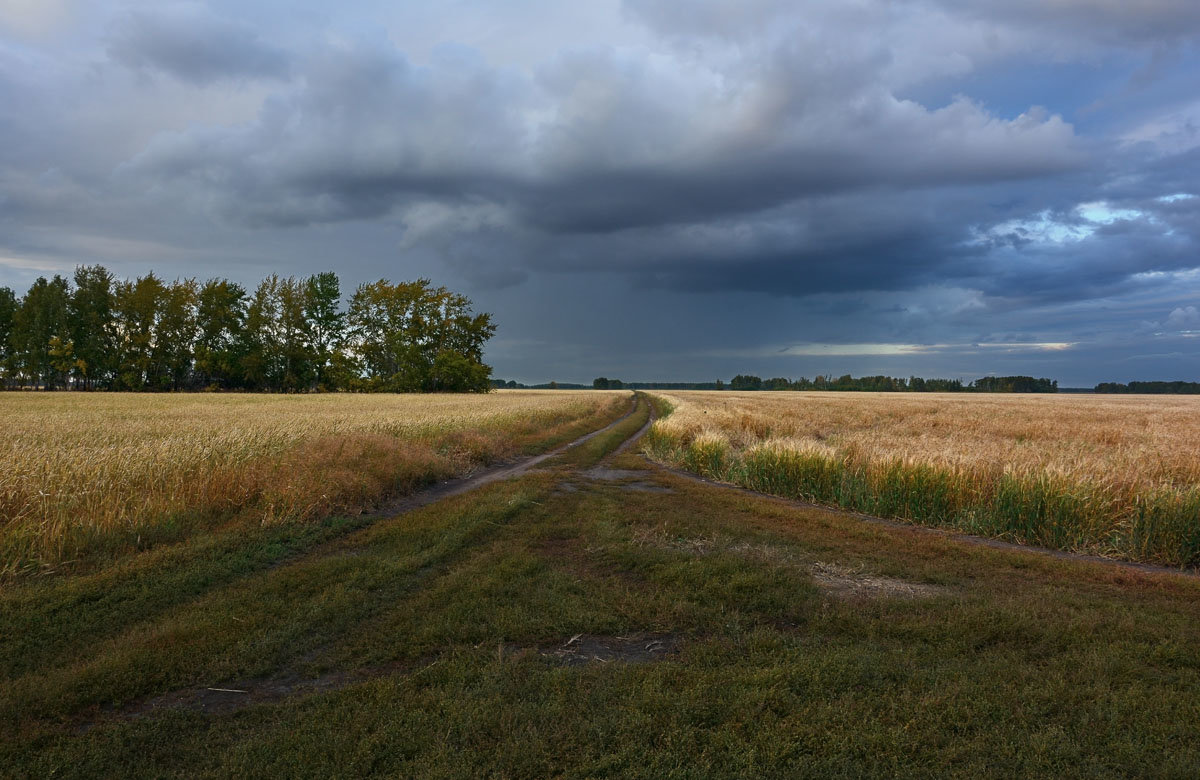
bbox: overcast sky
[2,1,1199,385]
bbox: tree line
[1095,381,1200,394]
[0,266,495,392]
[727,374,1057,392]
[507,374,1058,392]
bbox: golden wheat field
[0,390,626,575]
[645,391,1200,566]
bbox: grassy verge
[4,395,1200,776]
[643,402,1200,568]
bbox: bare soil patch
[580,467,675,493]
[125,669,361,719]
[536,633,682,666]
[582,467,645,480]
[76,661,412,734]
[631,526,945,600]
[808,561,946,600]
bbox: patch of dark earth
[578,467,675,493]
[557,479,672,495]
[516,633,682,666]
[73,659,419,734]
[75,633,680,733]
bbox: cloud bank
[2,0,1199,383]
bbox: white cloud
[0,253,72,273]
[1121,99,1200,155]
[1165,305,1200,330]
[781,343,930,356]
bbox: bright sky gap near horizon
[1,1,1198,386]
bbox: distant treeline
[490,379,726,390]
[0,265,494,392]
[730,374,1058,392]
[1095,381,1200,394]
[492,374,1060,393]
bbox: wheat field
[0,391,626,575]
[645,391,1200,566]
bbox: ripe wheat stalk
[0,391,625,575]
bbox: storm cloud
[2,0,1199,384]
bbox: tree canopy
[0,267,494,392]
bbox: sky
[1,1,1199,385]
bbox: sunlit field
[0,390,627,575]
[645,391,1200,566]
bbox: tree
[423,286,495,391]
[347,278,494,392]
[972,375,1057,393]
[593,377,610,389]
[1,269,493,394]
[69,265,117,389]
[430,348,491,394]
[240,276,283,390]
[194,279,247,389]
[113,273,166,390]
[730,374,763,391]
[304,272,345,390]
[152,279,199,390]
[277,277,313,391]
[346,279,417,390]
[48,335,82,385]
[12,275,72,389]
[0,287,16,386]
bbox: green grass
[5,391,1200,777]
[547,390,652,470]
[645,421,1200,568]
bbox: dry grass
[644,391,1200,566]
[0,391,626,575]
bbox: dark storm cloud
[107,7,291,85]
[119,22,1086,302]
[121,3,1087,239]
